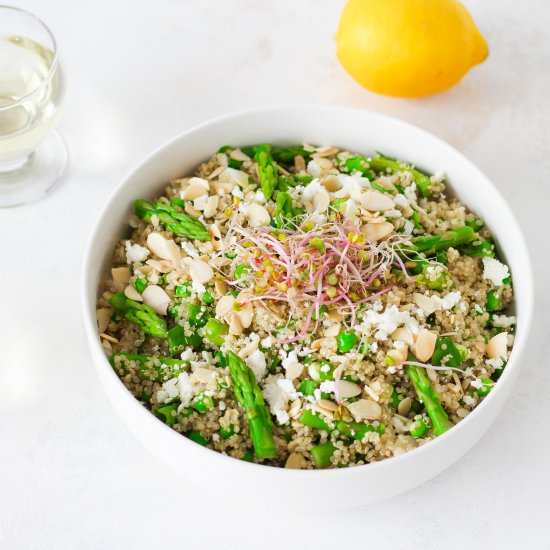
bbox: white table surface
[2,1,549,548]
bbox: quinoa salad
[96,144,515,469]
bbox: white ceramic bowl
[82,106,533,509]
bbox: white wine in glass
[0,6,67,207]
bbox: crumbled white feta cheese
[125,241,149,264]
[246,349,267,381]
[345,199,358,217]
[394,194,409,208]
[180,348,197,362]
[261,336,273,348]
[253,189,266,203]
[319,381,335,394]
[181,241,199,258]
[463,395,476,407]
[156,378,180,404]
[492,314,516,328]
[177,372,194,407]
[333,174,365,202]
[231,186,244,199]
[482,257,510,286]
[403,220,415,235]
[357,305,419,341]
[262,375,298,425]
[301,178,322,202]
[432,291,462,311]
[486,357,504,370]
[191,281,206,295]
[470,378,483,389]
[307,160,322,178]
[404,182,417,203]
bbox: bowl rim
[81,104,535,477]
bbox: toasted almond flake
[214,279,227,297]
[111,266,131,284]
[183,177,209,200]
[216,295,235,319]
[361,190,395,211]
[135,264,153,275]
[146,259,173,273]
[146,233,181,266]
[212,180,234,194]
[364,384,380,402]
[288,398,302,419]
[456,407,469,418]
[387,346,408,364]
[486,332,508,359]
[362,221,394,241]
[397,396,412,416]
[312,188,330,213]
[142,285,170,315]
[184,202,202,217]
[191,368,217,385]
[348,399,382,421]
[209,224,222,251]
[124,284,143,302]
[220,167,249,187]
[287,287,298,299]
[100,333,119,344]
[327,309,344,322]
[235,302,254,329]
[189,259,214,284]
[337,380,362,398]
[228,315,243,335]
[426,367,438,382]
[295,155,306,172]
[310,404,335,419]
[392,326,414,346]
[229,148,250,162]
[317,399,338,412]
[96,308,112,333]
[207,165,225,180]
[321,175,341,192]
[238,339,259,359]
[413,293,438,316]
[246,203,270,227]
[285,452,307,469]
[285,362,304,381]
[375,176,397,192]
[200,195,219,218]
[414,329,438,362]
[323,323,341,338]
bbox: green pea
[201,290,215,305]
[134,277,148,294]
[234,264,251,279]
[188,431,209,446]
[175,282,192,298]
[410,418,429,438]
[220,425,235,439]
[337,330,358,353]
[299,379,317,397]
[476,378,494,397]
[192,394,215,413]
[204,318,229,347]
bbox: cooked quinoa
[96,144,515,469]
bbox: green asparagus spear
[460,239,495,258]
[226,351,276,459]
[409,226,475,255]
[300,410,331,431]
[109,292,168,338]
[335,421,386,439]
[431,337,469,368]
[405,361,451,436]
[110,352,187,381]
[255,144,278,201]
[271,145,312,166]
[134,199,210,241]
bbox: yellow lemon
[336,0,489,97]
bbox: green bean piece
[155,403,179,426]
[255,144,277,200]
[390,388,403,409]
[133,277,148,294]
[486,290,502,312]
[344,156,376,180]
[311,442,337,468]
[185,302,209,328]
[300,410,330,431]
[409,418,429,438]
[108,292,168,339]
[188,431,209,446]
[460,239,495,258]
[204,318,229,347]
[431,337,469,368]
[134,199,210,241]
[336,330,358,353]
[226,351,276,460]
[465,218,484,232]
[192,394,216,413]
[336,421,385,439]
[476,378,494,397]
[201,290,215,305]
[405,362,451,436]
[409,226,475,255]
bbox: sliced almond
[246,203,270,227]
[228,314,243,335]
[183,178,209,200]
[285,362,304,381]
[285,452,307,469]
[96,308,112,333]
[219,167,249,186]
[387,346,408,364]
[189,259,214,284]
[100,333,119,344]
[216,295,235,319]
[337,380,362,398]
[348,399,382,421]
[362,221,394,241]
[147,233,181,265]
[195,195,219,218]
[209,224,222,251]
[212,180,234,195]
[321,175,341,192]
[413,293,439,316]
[238,339,259,359]
[486,332,508,359]
[146,259,173,273]
[361,190,395,211]
[235,302,254,329]
[124,284,143,302]
[142,285,170,315]
[229,148,250,162]
[312,188,330,213]
[111,266,131,284]
[392,326,414,346]
[294,155,306,172]
[397,396,412,416]
[214,279,227,297]
[323,323,341,338]
[414,329,437,362]
[191,367,217,385]
[184,202,202,217]
[317,399,339,413]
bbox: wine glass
[0,5,67,207]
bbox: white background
[1,1,549,548]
